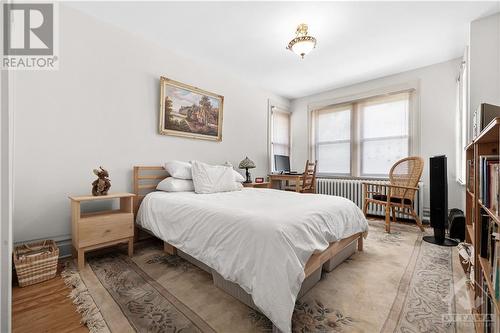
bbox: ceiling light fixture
[286,23,317,59]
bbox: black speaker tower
[423,155,458,246]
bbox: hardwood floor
[12,263,89,333]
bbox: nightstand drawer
[78,212,133,248]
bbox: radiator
[316,178,424,220]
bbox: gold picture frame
[159,76,223,141]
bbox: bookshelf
[465,117,500,332]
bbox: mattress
[137,188,368,333]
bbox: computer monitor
[274,155,290,173]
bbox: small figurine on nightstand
[92,166,111,196]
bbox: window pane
[272,143,289,157]
[317,108,351,142]
[272,111,290,145]
[361,98,408,139]
[361,138,409,175]
[317,142,350,174]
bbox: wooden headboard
[133,166,169,215]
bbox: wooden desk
[268,174,304,192]
[243,182,271,188]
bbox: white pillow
[156,177,195,192]
[233,170,245,182]
[164,160,192,179]
[191,160,242,194]
[223,161,245,182]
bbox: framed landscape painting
[159,77,223,141]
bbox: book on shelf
[493,164,500,215]
[482,213,491,258]
[486,162,500,208]
[480,214,499,266]
[490,233,500,301]
[489,224,498,265]
[479,155,500,211]
[490,231,499,305]
[467,159,474,193]
[484,280,493,333]
[478,216,500,331]
[479,270,497,333]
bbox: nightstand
[243,182,271,188]
[69,192,135,270]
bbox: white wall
[11,5,288,243]
[469,13,500,114]
[290,59,463,212]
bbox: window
[359,95,409,176]
[456,57,467,184]
[270,108,291,171]
[315,106,352,175]
[312,91,413,177]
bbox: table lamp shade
[238,157,256,169]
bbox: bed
[133,166,369,333]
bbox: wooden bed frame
[132,166,364,281]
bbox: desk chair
[362,156,424,233]
[285,160,317,193]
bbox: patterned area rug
[63,221,474,333]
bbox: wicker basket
[14,240,59,287]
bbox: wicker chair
[362,156,424,233]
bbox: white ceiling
[67,1,499,99]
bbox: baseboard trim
[56,239,73,258]
[367,214,430,225]
[14,237,73,259]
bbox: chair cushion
[372,194,412,205]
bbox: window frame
[456,55,467,185]
[311,89,416,178]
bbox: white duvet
[137,188,368,332]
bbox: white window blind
[271,109,290,170]
[359,94,409,176]
[312,91,413,177]
[315,106,351,175]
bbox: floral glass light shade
[286,23,317,59]
[239,157,256,183]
